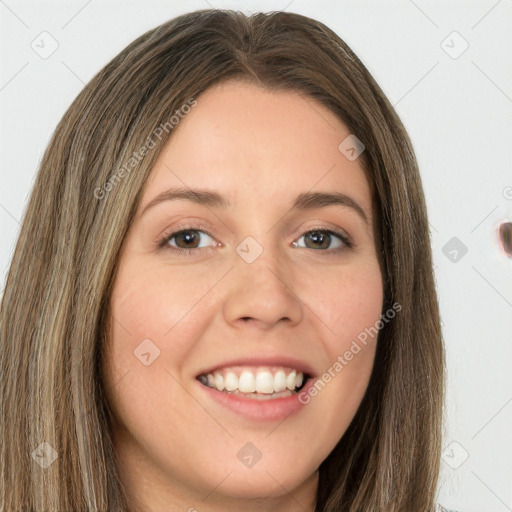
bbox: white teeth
[255,371,275,394]
[273,370,287,392]
[202,368,306,395]
[286,370,297,391]
[224,372,238,392]
[213,373,224,391]
[238,371,256,393]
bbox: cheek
[103,262,227,461]
[296,256,384,345]
[103,256,228,418]
[292,258,383,437]
[109,258,220,352]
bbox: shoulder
[437,506,460,512]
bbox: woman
[0,9,446,512]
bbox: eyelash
[157,224,353,256]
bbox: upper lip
[196,355,317,378]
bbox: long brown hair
[0,9,444,511]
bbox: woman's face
[103,80,384,512]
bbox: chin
[203,460,317,501]
[211,472,307,500]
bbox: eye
[292,229,351,252]
[158,226,352,256]
[158,227,218,254]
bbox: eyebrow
[140,187,368,224]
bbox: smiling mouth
[196,366,310,400]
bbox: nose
[222,246,304,331]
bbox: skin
[102,80,384,512]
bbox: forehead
[141,80,373,221]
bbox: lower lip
[197,378,315,421]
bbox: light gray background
[1,1,511,510]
